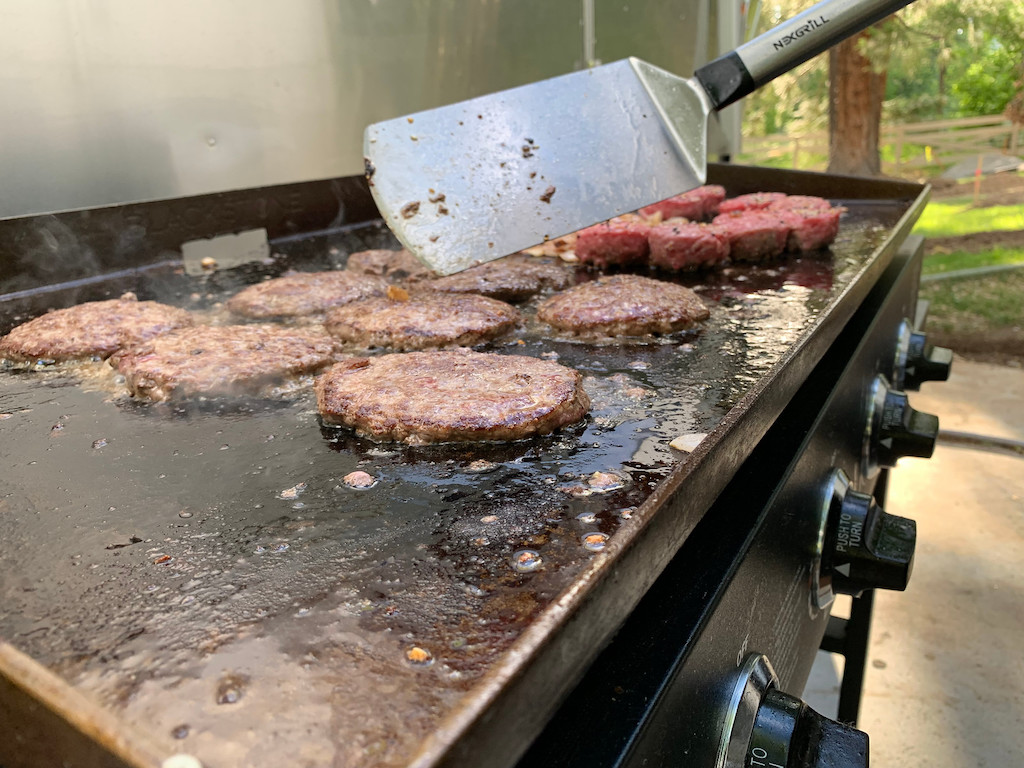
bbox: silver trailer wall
[0,0,742,220]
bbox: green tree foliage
[952,43,1019,117]
[889,0,1024,120]
[742,0,1024,136]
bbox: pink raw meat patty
[712,211,789,261]
[639,184,726,221]
[718,192,789,214]
[575,215,651,267]
[648,221,729,270]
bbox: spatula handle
[695,0,913,110]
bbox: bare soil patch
[927,170,1024,207]
[926,327,1024,368]
[926,228,1024,255]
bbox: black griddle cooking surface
[0,172,923,767]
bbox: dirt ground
[927,169,1024,206]
[911,170,1024,366]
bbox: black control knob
[718,655,869,768]
[893,320,953,391]
[749,688,868,768]
[826,470,915,597]
[863,376,939,477]
[903,331,953,390]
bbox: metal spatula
[365,0,913,275]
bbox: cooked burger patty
[226,271,387,319]
[113,325,341,401]
[345,249,436,283]
[324,293,521,350]
[315,349,591,444]
[0,296,194,362]
[425,255,573,302]
[537,275,709,337]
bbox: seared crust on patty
[324,293,521,350]
[0,296,194,362]
[315,349,591,444]
[226,271,387,319]
[345,249,436,283]
[424,255,574,302]
[113,324,341,401]
[537,275,709,337]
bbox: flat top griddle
[0,167,925,768]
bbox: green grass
[921,271,1024,335]
[913,202,1024,238]
[923,246,1024,275]
[733,151,829,172]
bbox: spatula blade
[364,58,711,275]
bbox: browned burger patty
[537,275,710,337]
[424,255,574,302]
[345,248,436,283]
[315,349,591,444]
[0,296,194,362]
[226,271,387,319]
[324,293,521,350]
[113,324,341,401]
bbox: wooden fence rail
[737,114,1021,174]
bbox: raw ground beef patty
[537,275,709,337]
[648,221,729,270]
[574,214,651,267]
[0,295,194,362]
[717,191,789,214]
[345,249,436,283]
[315,348,591,444]
[766,200,842,251]
[226,271,387,319]
[638,184,726,221]
[425,255,574,302]
[711,211,790,261]
[113,324,341,401]
[324,293,521,350]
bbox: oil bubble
[277,483,307,500]
[215,673,249,705]
[512,549,543,573]
[178,510,193,519]
[587,470,626,492]
[576,511,598,524]
[582,532,609,552]
[171,724,190,739]
[342,470,377,489]
[406,646,434,666]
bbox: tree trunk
[828,30,888,177]
[1004,59,1024,126]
